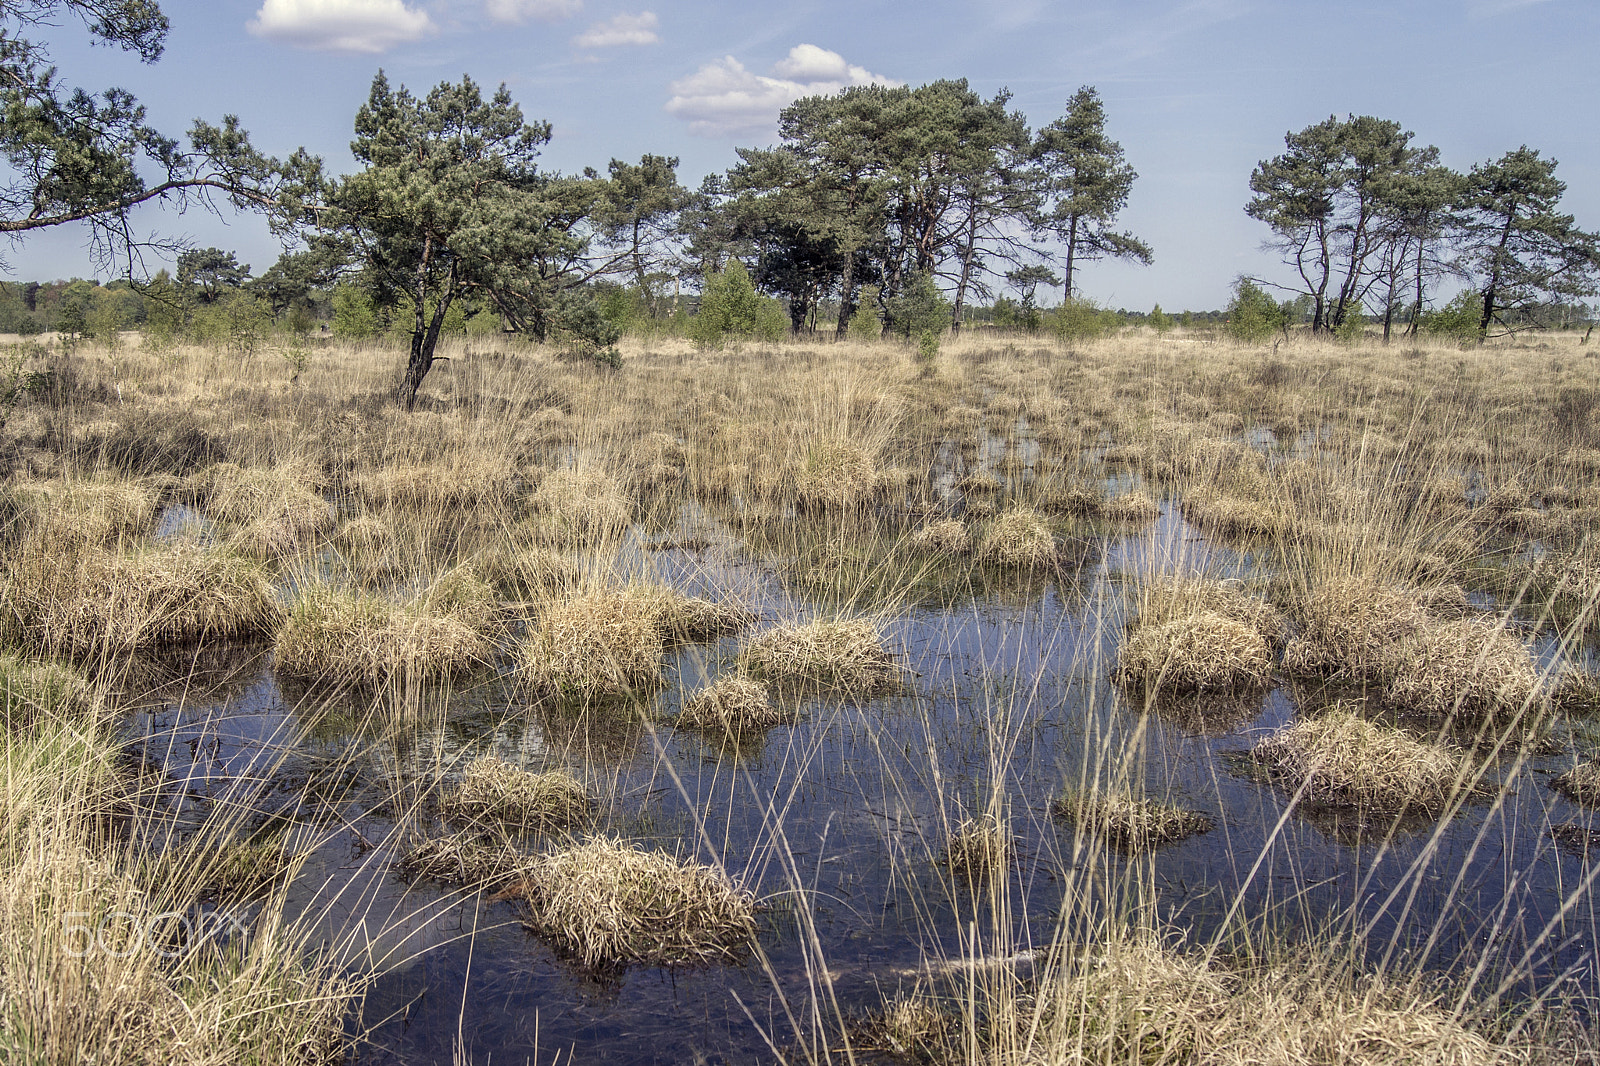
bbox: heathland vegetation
[5,2,1600,1065]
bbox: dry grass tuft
[1113,612,1274,694]
[909,518,972,556]
[1135,578,1289,646]
[1020,933,1513,1066]
[439,755,590,831]
[795,441,878,510]
[1551,759,1600,805]
[7,477,158,546]
[678,675,788,733]
[0,653,99,730]
[1180,489,1287,541]
[1282,577,1437,679]
[633,586,753,644]
[941,815,1013,876]
[505,837,756,968]
[739,619,898,694]
[857,992,952,1060]
[274,586,492,684]
[5,543,280,655]
[978,508,1058,568]
[1549,669,1600,715]
[529,468,631,541]
[398,834,526,887]
[1052,789,1214,849]
[1382,618,1541,722]
[1251,708,1462,812]
[202,462,332,557]
[521,588,665,699]
[1100,490,1161,524]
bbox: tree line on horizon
[2,1,1596,403]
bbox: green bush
[1421,291,1482,344]
[1047,296,1114,341]
[885,274,951,339]
[331,283,379,340]
[690,260,786,348]
[1224,278,1286,343]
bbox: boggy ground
[2,325,1599,1064]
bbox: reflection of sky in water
[128,506,1600,1063]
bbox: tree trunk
[834,255,856,339]
[1062,216,1079,303]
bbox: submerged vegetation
[1,319,1598,1063]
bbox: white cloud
[486,0,582,24]
[666,45,898,137]
[247,0,434,53]
[574,11,658,47]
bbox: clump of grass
[1100,490,1161,524]
[1251,708,1462,812]
[1135,577,1289,646]
[632,586,753,644]
[1549,668,1600,715]
[857,992,952,1060]
[1382,617,1541,722]
[1113,612,1274,694]
[398,834,525,887]
[1180,489,1287,540]
[977,508,1057,568]
[521,588,665,699]
[439,755,590,831]
[274,586,492,684]
[677,675,788,733]
[1052,789,1215,849]
[1019,933,1514,1066]
[941,815,1012,876]
[795,440,878,511]
[529,467,631,541]
[7,477,158,546]
[6,543,280,655]
[479,543,577,599]
[909,518,972,556]
[739,618,898,694]
[505,837,757,968]
[140,833,298,901]
[1282,577,1436,679]
[201,461,332,557]
[0,653,99,730]
[1551,759,1600,804]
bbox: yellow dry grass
[978,508,1058,569]
[1251,708,1463,812]
[273,586,492,684]
[528,467,631,542]
[1135,578,1288,646]
[738,618,898,693]
[909,518,973,556]
[1113,612,1274,694]
[439,755,590,831]
[1383,618,1542,722]
[1551,759,1600,805]
[504,837,756,968]
[0,653,99,730]
[942,815,1013,876]
[1052,789,1215,849]
[6,477,158,546]
[677,675,787,732]
[520,588,665,699]
[1282,577,1437,679]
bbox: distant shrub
[1224,278,1286,343]
[690,260,786,348]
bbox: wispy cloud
[574,11,658,47]
[247,0,434,53]
[666,44,898,137]
[485,0,582,25]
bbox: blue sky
[13,0,1599,311]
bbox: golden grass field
[2,323,1599,1064]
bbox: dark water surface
[128,504,1600,1064]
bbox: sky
[10,0,1599,311]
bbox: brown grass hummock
[941,816,1013,877]
[5,543,280,655]
[1281,577,1435,679]
[677,675,788,733]
[503,837,757,968]
[398,834,526,887]
[977,508,1058,569]
[909,518,972,556]
[637,587,754,644]
[1052,789,1215,850]
[0,653,99,730]
[1552,670,1600,715]
[1113,612,1274,694]
[1381,618,1542,722]
[1134,578,1289,647]
[1551,759,1600,805]
[274,586,493,684]
[439,755,590,831]
[739,618,898,694]
[1251,708,1463,812]
[520,588,666,700]
[528,467,631,542]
